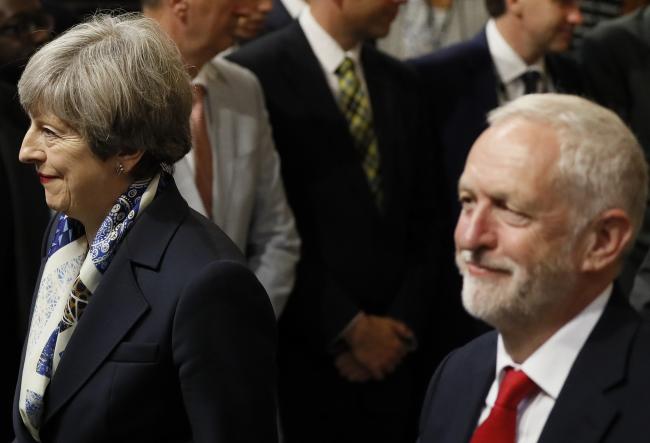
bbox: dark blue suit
[410,29,583,218]
[12,180,278,443]
[418,289,650,443]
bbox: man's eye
[500,208,530,225]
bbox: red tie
[471,368,539,443]
[190,84,213,218]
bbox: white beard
[456,247,576,329]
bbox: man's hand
[342,313,415,380]
[335,352,373,382]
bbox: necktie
[521,70,542,95]
[191,84,213,217]
[470,368,539,443]
[335,57,382,208]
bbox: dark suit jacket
[580,6,650,298]
[228,23,441,436]
[12,180,278,443]
[410,29,583,218]
[418,289,650,443]
[1,80,51,442]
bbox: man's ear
[170,0,189,21]
[117,150,145,176]
[579,209,633,273]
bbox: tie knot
[494,368,539,411]
[336,57,356,77]
[520,70,542,94]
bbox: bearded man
[418,93,650,443]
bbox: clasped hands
[335,312,415,383]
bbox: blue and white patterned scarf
[19,173,165,441]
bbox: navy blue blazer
[410,29,583,218]
[418,289,650,443]
[12,180,278,443]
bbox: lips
[38,173,58,184]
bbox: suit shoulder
[444,330,497,368]
[170,209,248,268]
[228,27,289,69]
[209,56,261,88]
[410,37,487,75]
[585,7,645,45]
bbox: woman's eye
[42,127,57,138]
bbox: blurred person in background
[0,0,53,440]
[378,0,489,59]
[142,0,300,318]
[580,2,650,313]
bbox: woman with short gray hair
[12,13,278,443]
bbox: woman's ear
[579,209,633,273]
[117,150,145,176]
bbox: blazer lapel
[361,45,398,214]
[204,63,235,227]
[460,335,497,442]
[470,30,499,116]
[538,291,640,443]
[42,182,188,424]
[280,23,347,128]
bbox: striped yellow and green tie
[335,57,382,208]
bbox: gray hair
[488,93,648,247]
[18,13,192,178]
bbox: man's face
[454,118,580,329]
[340,0,406,40]
[233,0,272,41]
[518,0,582,54]
[0,0,52,80]
[185,0,241,57]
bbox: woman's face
[19,111,120,224]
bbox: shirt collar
[299,6,362,76]
[282,0,307,19]
[495,284,612,400]
[486,19,545,85]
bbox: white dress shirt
[485,19,552,103]
[476,285,612,443]
[299,7,372,107]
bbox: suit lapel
[361,45,398,214]
[470,30,499,116]
[280,23,347,129]
[538,291,640,443]
[204,63,235,227]
[42,182,188,424]
[460,334,498,442]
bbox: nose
[454,202,497,252]
[567,4,583,26]
[19,123,46,165]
